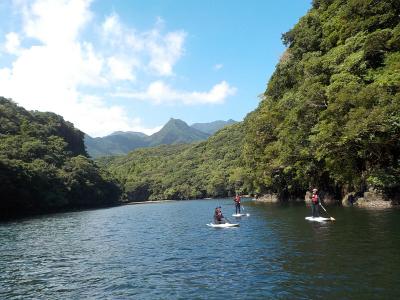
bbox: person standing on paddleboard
[234,194,241,214]
[311,188,320,217]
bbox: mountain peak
[85,118,236,157]
[163,118,190,129]
[149,118,209,146]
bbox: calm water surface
[1,199,400,299]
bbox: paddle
[239,205,250,216]
[319,203,335,221]
[223,215,233,224]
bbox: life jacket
[312,194,319,204]
[235,196,241,204]
[215,209,222,220]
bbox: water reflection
[1,199,399,299]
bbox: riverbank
[124,196,255,205]
[125,200,176,205]
[252,192,396,209]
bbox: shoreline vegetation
[254,192,396,209]
[102,0,399,209]
[122,193,397,210]
[2,0,399,219]
[125,200,176,205]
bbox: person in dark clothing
[234,194,241,214]
[348,194,354,206]
[311,188,320,217]
[214,207,224,224]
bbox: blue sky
[0,0,311,137]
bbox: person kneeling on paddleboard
[311,188,320,218]
[214,207,225,224]
[234,194,241,214]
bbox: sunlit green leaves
[243,0,400,199]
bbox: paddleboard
[232,213,250,217]
[305,216,332,222]
[207,223,239,228]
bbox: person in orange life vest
[214,207,224,224]
[234,194,241,214]
[311,188,320,217]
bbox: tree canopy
[6,0,398,207]
[100,123,248,201]
[243,0,400,200]
[0,97,122,218]
[104,0,400,203]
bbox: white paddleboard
[232,213,250,217]
[207,223,239,228]
[305,216,332,222]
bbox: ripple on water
[1,199,400,299]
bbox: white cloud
[102,13,122,36]
[214,63,223,70]
[4,32,21,54]
[101,14,185,77]
[107,56,137,81]
[0,0,234,137]
[22,0,92,45]
[62,95,162,137]
[147,30,186,76]
[0,0,131,137]
[115,80,237,105]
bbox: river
[1,198,399,299]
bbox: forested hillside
[99,123,247,201]
[85,132,149,158]
[243,0,400,201]
[103,0,399,203]
[0,98,122,218]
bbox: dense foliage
[0,98,122,218]
[102,0,399,203]
[81,0,400,204]
[243,0,400,200]
[99,123,247,201]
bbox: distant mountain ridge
[85,118,236,158]
[191,119,236,135]
[109,131,147,137]
[85,132,149,158]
